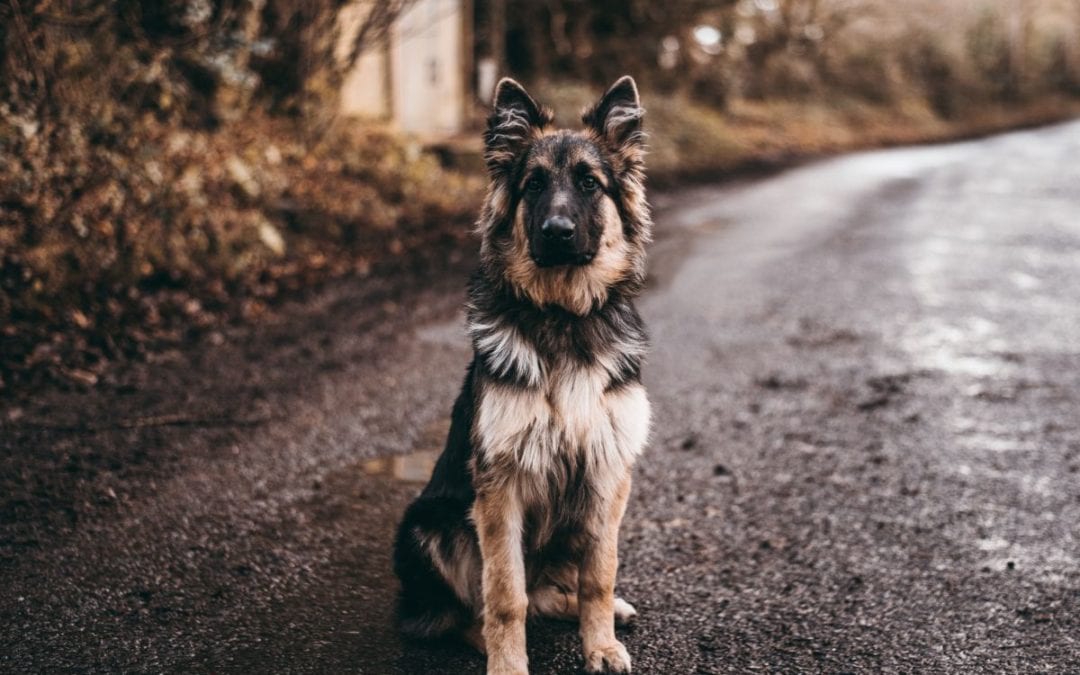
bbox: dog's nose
[541,216,575,240]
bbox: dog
[393,75,652,675]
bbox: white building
[338,0,472,137]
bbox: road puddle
[360,417,448,483]
[361,450,438,483]
[957,433,1036,453]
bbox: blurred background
[2,0,1079,392]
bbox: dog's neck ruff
[466,281,647,392]
[467,282,652,481]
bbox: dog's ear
[582,76,645,167]
[484,78,552,176]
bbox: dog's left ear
[583,76,645,163]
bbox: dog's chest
[475,360,650,482]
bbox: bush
[0,105,483,392]
[902,35,961,118]
[826,48,895,104]
[967,8,1021,101]
[756,51,823,101]
[1038,34,1080,96]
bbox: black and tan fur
[393,76,652,675]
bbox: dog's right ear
[484,78,552,176]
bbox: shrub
[966,8,1021,101]
[902,35,961,118]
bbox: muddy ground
[2,121,1079,673]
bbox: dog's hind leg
[529,584,578,621]
[530,587,638,625]
[529,565,637,625]
[462,620,487,654]
[612,597,637,626]
[393,496,480,641]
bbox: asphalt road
[3,120,1080,674]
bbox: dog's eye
[580,175,599,192]
[525,177,544,193]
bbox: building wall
[340,51,390,120]
[338,0,465,136]
[337,2,389,120]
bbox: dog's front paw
[487,649,528,675]
[584,641,631,673]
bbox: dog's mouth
[528,226,597,268]
[530,250,596,268]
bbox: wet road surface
[3,120,1080,673]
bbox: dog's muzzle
[532,216,594,267]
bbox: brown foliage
[0,0,481,393]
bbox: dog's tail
[397,604,470,641]
[394,550,474,642]
[393,498,476,642]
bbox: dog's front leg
[579,470,633,673]
[474,487,529,675]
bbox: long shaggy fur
[394,75,652,674]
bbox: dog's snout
[541,216,575,240]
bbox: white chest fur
[475,362,651,482]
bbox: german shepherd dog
[394,75,651,674]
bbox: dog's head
[477,76,651,315]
